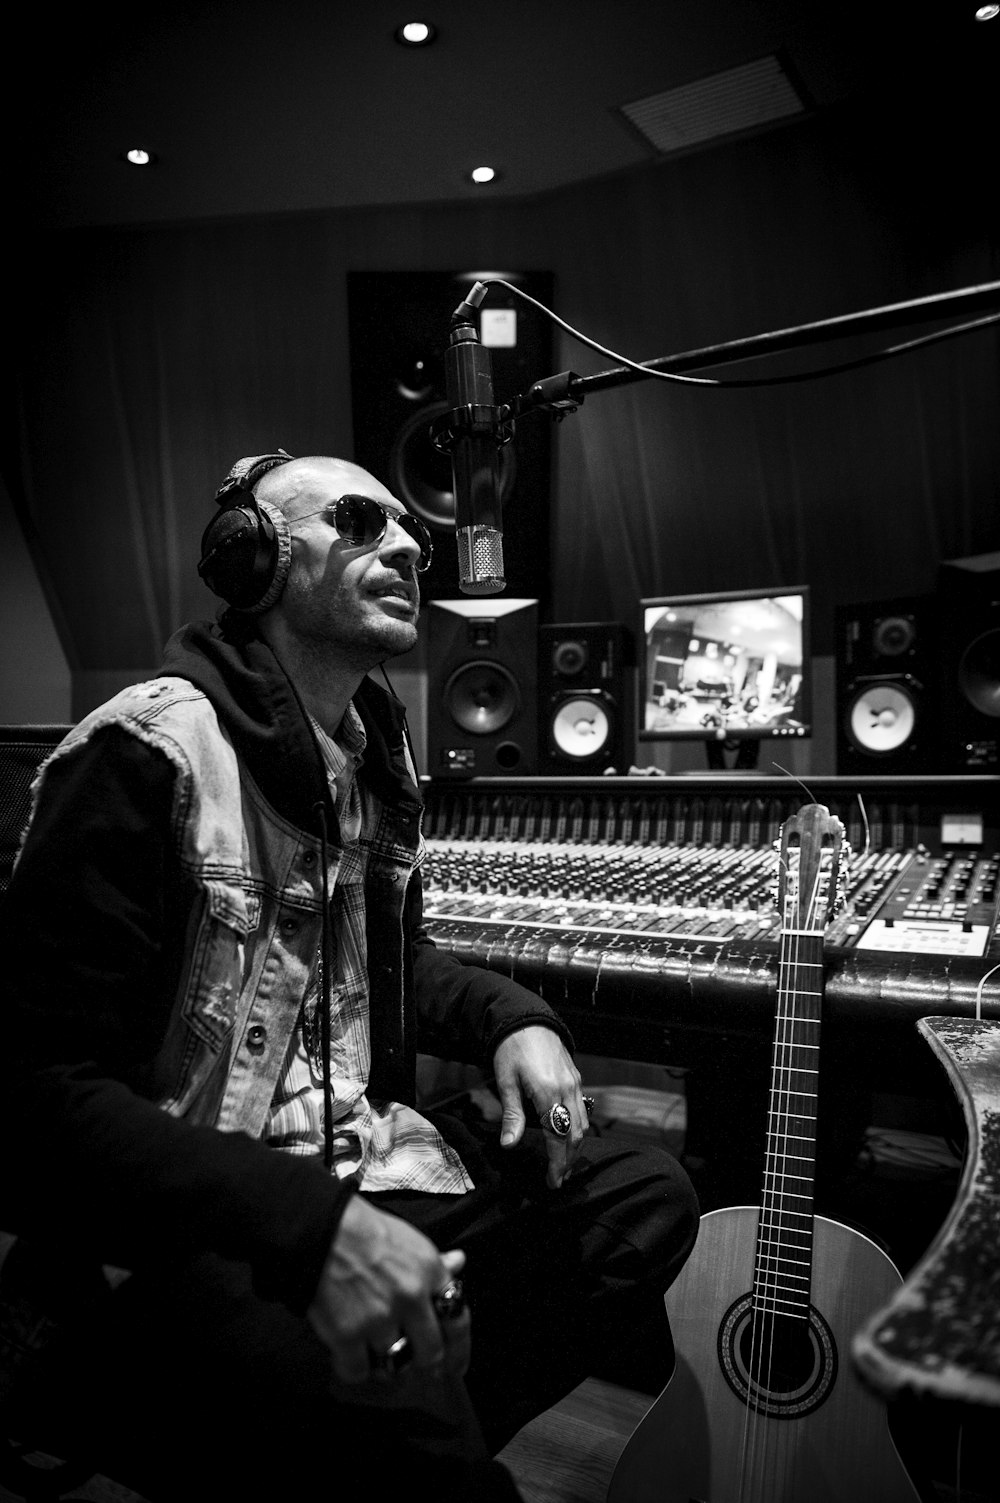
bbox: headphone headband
[214,449,297,504]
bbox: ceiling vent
[616,54,808,158]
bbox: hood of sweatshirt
[157,613,419,837]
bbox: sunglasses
[292,495,433,572]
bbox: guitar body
[608,1207,922,1503]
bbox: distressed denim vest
[40,675,423,1137]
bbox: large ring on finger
[432,1279,466,1321]
[372,1335,410,1375]
[543,1102,572,1137]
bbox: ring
[432,1279,466,1321]
[583,1095,595,1117]
[371,1334,410,1375]
[543,1103,572,1137]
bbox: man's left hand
[492,1026,588,1189]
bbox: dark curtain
[5,90,997,703]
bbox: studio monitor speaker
[938,552,1000,772]
[834,595,941,773]
[347,270,554,609]
[0,724,72,894]
[538,623,635,774]
[427,599,538,778]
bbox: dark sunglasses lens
[334,495,381,545]
[399,514,433,572]
[334,495,432,571]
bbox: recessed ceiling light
[395,21,437,45]
[123,148,156,166]
[975,3,998,18]
[469,166,497,184]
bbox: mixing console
[421,777,1000,959]
[417,775,1000,1066]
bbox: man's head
[252,455,429,671]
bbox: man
[0,452,698,1500]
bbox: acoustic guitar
[608,802,921,1503]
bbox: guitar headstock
[775,803,850,934]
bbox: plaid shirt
[264,705,472,1194]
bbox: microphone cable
[469,277,1000,391]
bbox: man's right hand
[306,1193,469,1384]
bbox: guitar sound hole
[718,1294,838,1418]
[739,1312,817,1393]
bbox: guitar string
[765,850,815,1500]
[762,840,822,1501]
[741,836,802,1499]
[746,845,797,1500]
[974,959,1000,1023]
[741,822,830,1502]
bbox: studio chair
[0,726,72,899]
[0,1237,119,1503]
[0,723,105,1502]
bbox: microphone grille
[458,525,505,595]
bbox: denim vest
[42,674,422,1138]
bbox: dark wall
[4,78,997,720]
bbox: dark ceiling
[13,0,997,233]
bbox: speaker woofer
[443,661,521,736]
[846,680,918,754]
[388,399,517,532]
[958,628,1000,718]
[551,693,613,760]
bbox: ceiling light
[975,4,999,18]
[123,148,156,166]
[395,21,437,45]
[469,166,497,184]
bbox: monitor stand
[705,738,760,772]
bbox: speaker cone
[846,680,918,754]
[444,661,521,735]
[388,400,516,532]
[551,694,612,760]
[958,628,1000,718]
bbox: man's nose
[381,515,421,566]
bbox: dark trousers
[6,1120,698,1502]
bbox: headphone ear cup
[198,496,291,612]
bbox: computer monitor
[638,585,811,768]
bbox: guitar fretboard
[754,929,824,1317]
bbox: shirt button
[280,917,298,935]
[302,851,317,867]
[246,1024,267,1052]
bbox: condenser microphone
[444,298,506,595]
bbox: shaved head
[255,456,397,523]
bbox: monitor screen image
[639,586,811,745]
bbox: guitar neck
[754,928,824,1319]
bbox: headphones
[197,450,296,612]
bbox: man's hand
[306,1194,469,1384]
[493,1026,588,1189]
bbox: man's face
[266,458,423,667]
